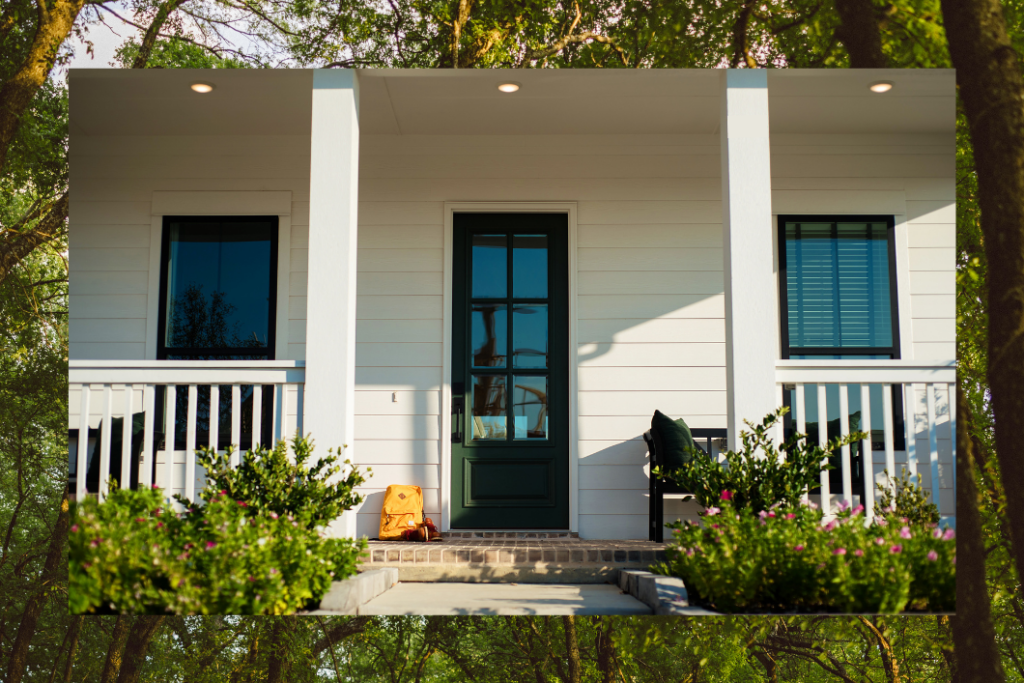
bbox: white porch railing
[69,360,306,503]
[775,360,956,522]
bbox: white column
[305,69,360,537]
[720,69,777,449]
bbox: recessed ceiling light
[191,82,214,93]
[869,81,893,93]
[498,82,520,93]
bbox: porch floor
[359,537,667,583]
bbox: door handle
[452,395,465,443]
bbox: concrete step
[360,539,666,583]
[358,582,653,615]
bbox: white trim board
[441,202,580,533]
[145,191,293,360]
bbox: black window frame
[156,215,279,360]
[777,214,901,360]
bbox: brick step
[359,540,667,583]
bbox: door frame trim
[441,202,579,532]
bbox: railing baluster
[277,383,288,447]
[904,383,918,485]
[817,383,830,514]
[231,384,241,467]
[882,383,895,497]
[948,382,957,497]
[99,385,113,502]
[185,384,198,503]
[838,383,852,506]
[141,384,155,488]
[296,382,304,437]
[795,383,808,504]
[209,384,219,455]
[252,385,263,450]
[164,385,176,501]
[76,384,91,500]
[121,384,133,490]
[926,383,940,507]
[860,383,874,521]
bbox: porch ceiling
[69,68,954,138]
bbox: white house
[68,68,957,540]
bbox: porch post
[720,69,777,450]
[306,69,360,537]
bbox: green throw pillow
[651,410,696,473]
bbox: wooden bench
[643,428,727,543]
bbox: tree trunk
[595,618,616,683]
[0,0,86,174]
[266,618,293,683]
[62,616,83,683]
[132,0,190,68]
[116,616,165,683]
[942,0,1024,597]
[5,490,70,683]
[561,617,581,683]
[950,390,1006,683]
[100,615,132,683]
[833,0,888,67]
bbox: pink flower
[899,526,912,539]
[852,504,864,515]
[705,507,721,517]
[837,500,850,512]
[875,518,888,527]
[205,541,216,550]
[711,524,720,529]
[154,508,162,516]
[269,512,279,520]
[135,517,145,523]
[759,510,768,520]
[834,548,847,556]
[794,545,805,552]
[237,501,248,508]
[889,544,903,554]
[90,538,101,548]
[927,551,938,561]
[720,490,733,501]
[220,490,228,495]
[786,513,796,520]
[854,549,864,557]
[152,483,159,489]
[767,511,776,518]
[249,576,256,582]
[875,537,885,545]
[943,529,956,541]
[156,522,164,529]
[70,525,79,533]
[933,528,943,539]
[268,567,278,575]
[824,520,837,532]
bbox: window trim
[156,215,280,360]
[777,214,901,360]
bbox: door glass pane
[513,234,547,298]
[470,375,507,441]
[471,304,507,368]
[165,220,274,352]
[513,376,548,440]
[472,234,507,298]
[513,304,547,369]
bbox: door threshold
[445,530,579,540]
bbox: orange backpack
[378,485,424,540]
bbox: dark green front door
[451,213,569,529]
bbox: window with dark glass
[157,216,278,451]
[778,215,905,496]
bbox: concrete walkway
[357,582,654,615]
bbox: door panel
[451,213,569,529]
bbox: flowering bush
[192,434,369,530]
[873,467,941,526]
[654,408,863,513]
[663,497,955,613]
[69,485,365,614]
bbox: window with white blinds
[779,217,899,358]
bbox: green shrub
[654,408,864,513]
[190,434,369,530]
[663,500,955,614]
[873,467,941,526]
[69,485,365,614]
